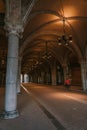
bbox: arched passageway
[0,0,87,119]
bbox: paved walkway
[0,84,86,130]
[0,87,62,130]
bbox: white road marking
[63,94,87,105]
[21,84,31,95]
[21,84,87,105]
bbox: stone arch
[20,31,83,63]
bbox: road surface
[22,83,87,130]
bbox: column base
[0,110,19,119]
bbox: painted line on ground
[21,84,65,130]
[63,94,87,105]
[21,84,31,95]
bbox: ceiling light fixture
[58,18,72,46]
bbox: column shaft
[51,62,57,86]
[4,33,19,118]
[17,57,22,94]
[80,61,87,91]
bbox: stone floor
[0,84,86,130]
[0,87,60,130]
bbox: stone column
[41,72,44,84]
[17,57,22,94]
[0,2,23,118]
[24,73,29,83]
[51,62,57,86]
[80,61,87,91]
[86,61,87,89]
[34,71,38,83]
[62,64,68,84]
[85,47,87,91]
[2,29,20,119]
[21,74,23,82]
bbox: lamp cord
[63,18,66,35]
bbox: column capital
[5,21,24,37]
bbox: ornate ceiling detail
[0,0,87,73]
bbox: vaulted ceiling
[0,0,87,73]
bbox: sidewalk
[0,84,86,130]
[0,87,59,130]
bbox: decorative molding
[4,21,24,37]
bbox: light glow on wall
[0,0,5,13]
